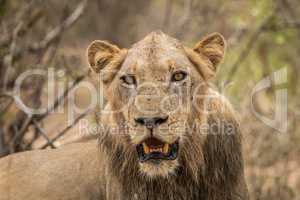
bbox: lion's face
[87,31,225,177]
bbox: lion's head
[87,31,226,178]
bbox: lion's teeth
[163,144,169,154]
[143,143,150,154]
[148,148,163,153]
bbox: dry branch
[30,0,88,51]
[226,13,275,82]
[10,115,33,150]
[0,0,89,156]
[35,73,88,122]
[40,109,90,149]
[173,0,193,37]
[162,0,173,30]
[0,128,8,157]
[32,120,56,149]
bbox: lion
[0,31,249,200]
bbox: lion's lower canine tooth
[163,144,169,154]
[143,143,150,154]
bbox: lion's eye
[171,71,187,82]
[120,75,136,86]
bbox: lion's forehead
[122,31,192,79]
[131,30,181,51]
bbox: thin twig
[162,0,173,31]
[32,119,56,148]
[1,0,32,45]
[226,13,275,82]
[35,73,87,122]
[173,0,193,37]
[40,109,90,149]
[0,97,13,115]
[30,0,88,51]
[11,115,33,148]
[0,128,8,157]
[0,0,89,155]
[2,21,24,90]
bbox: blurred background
[0,0,299,199]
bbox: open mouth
[136,137,179,162]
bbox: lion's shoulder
[0,141,106,200]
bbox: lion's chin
[139,159,179,178]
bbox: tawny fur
[0,31,249,200]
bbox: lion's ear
[87,40,121,73]
[184,33,226,80]
[193,33,226,70]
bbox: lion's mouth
[136,137,179,162]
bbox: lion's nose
[135,116,168,129]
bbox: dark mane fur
[98,102,248,200]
